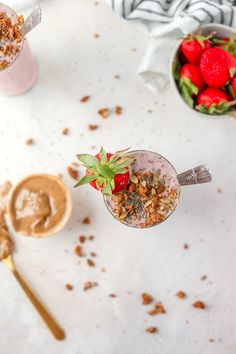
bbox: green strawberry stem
[74,147,134,195]
[196,100,236,115]
[182,32,214,46]
[213,36,236,57]
[179,77,198,108]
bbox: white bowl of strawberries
[170,24,236,118]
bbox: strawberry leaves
[179,77,198,108]
[75,147,133,195]
[77,154,98,167]
[196,100,236,115]
[213,36,236,57]
[74,174,97,188]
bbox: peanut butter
[0,211,12,260]
[8,174,71,237]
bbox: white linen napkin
[106,0,236,91]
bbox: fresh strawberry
[200,47,236,88]
[213,36,236,56]
[196,87,235,114]
[75,147,133,195]
[229,74,236,98]
[180,34,211,64]
[179,64,205,108]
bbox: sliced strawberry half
[196,87,235,115]
[75,147,133,195]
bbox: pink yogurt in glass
[0,3,38,96]
[104,150,180,228]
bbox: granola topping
[0,11,24,70]
[106,170,179,228]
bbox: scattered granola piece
[183,243,189,249]
[67,166,79,180]
[101,267,106,272]
[82,216,91,224]
[147,308,159,316]
[142,293,153,305]
[146,326,158,334]
[192,300,205,309]
[80,95,90,103]
[79,235,86,244]
[94,33,100,38]
[75,245,83,257]
[88,124,99,131]
[217,187,222,194]
[176,291,186,299]
[87,259,95,267]
[109,294,117,298]
[26,138,34,145]
[114,75,120,79]
[90,252,97,257]
[88,235,94,241]
[200,275,207,281]
[148,303,166,316]
[62,128,69,135]
[115,106,122,115]
[98,108,110,118]
[209,339,215,342]
[65,284,73,291]
[84,281,98,291]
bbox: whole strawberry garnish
[75,147,133,195]
[213,36,236,57]
[180,34,211,64]
[200,47,236,88]
[179,64,205,107]
[196,87,235,114]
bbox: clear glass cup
[104,150,212,228]
[0,3,38,96]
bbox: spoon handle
[21,5,42,36]
[3,255,65,341]
[177,165,212,186]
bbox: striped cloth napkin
[106,0,236,91]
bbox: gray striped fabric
[108,0,236,27]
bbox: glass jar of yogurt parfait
[75,148,212,229]
[104,150,212,228]
[0,3,40,95]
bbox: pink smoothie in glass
[0,4,38,96]
[104,150,180,228]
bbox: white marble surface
[0,1,236,353]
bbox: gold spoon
[0,213,65,341]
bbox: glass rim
[103,149,181,229]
